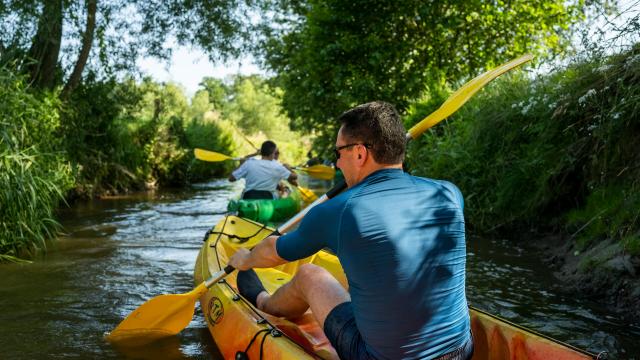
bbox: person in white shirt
[229,140,298,199]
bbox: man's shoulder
[241,157,258,166]
[313,189,352,215]
[363,172,463,204]
[245,158,276,168]
[256,159,284,167]
[410,176,464,208]
[411,174,459,190]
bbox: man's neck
[353,163,402,184]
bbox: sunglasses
[334,143,371,159]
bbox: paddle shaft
[293,165,336,180]
[233,126,259,151]
[204,265,237,287]
[194,148,260,162]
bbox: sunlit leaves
[261,0,604,147]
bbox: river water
[0,179,638,359]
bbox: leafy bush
[567,185,640,250]
[184,109,236,181]
[62,78,238,195]
[60,76,148,196]
[405,43,640,242]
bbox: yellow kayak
[194,215,597,360]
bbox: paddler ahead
[228,140,298,200]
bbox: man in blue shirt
[229,102,473,359]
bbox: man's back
[338,169,470,359]
[231,158,291,195]
[277,168,470,359]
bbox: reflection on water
[0,178,637,359]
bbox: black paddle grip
[326,180,347,199]
[224,265,235,274]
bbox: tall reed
[0,68,73,261]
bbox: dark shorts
[323,302,378,360]
[323,302,474,360]
[242,190,274,200]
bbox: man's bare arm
[287,172,299,186]
[228,236,288,270]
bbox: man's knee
[293,264,336,291]
[296,263,329,281]
[294,264,343,295]
[294,264,350,327]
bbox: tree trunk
[62,0,97,98]
[25,0,63,89]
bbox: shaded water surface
[467,237,640,359]
[0,179,638,359]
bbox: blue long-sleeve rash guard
[276,169,471,360]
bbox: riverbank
[535,234,640,322]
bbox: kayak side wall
[470,308,595,360]
[194,238,316,359]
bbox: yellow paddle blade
[407,54,533,139]
[297,186,318,203]
[295,165,336,180]
[193,148,235,162]
[107,283,208,341]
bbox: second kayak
[227,187,302,223]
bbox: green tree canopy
[225,75,291,139]
[199,77,232,111]
[260,0,611,144]
[194,74,310,164]
[0,0,258,95]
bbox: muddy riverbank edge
[532,234,640,322]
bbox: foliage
[130,81,191,187]
[197,75,311,166]
[61,76,144,196]
[567,186,640,251]
[60,76,158,195]
[0,0,259,93]
[62,77,238,196]
[199,77,231,111]
[405,43,640,246]
[184,91,236,181]
[260,0,610,148]
[0,67,73,261]
[225,76,291,138]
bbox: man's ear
[358,154,362,159]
